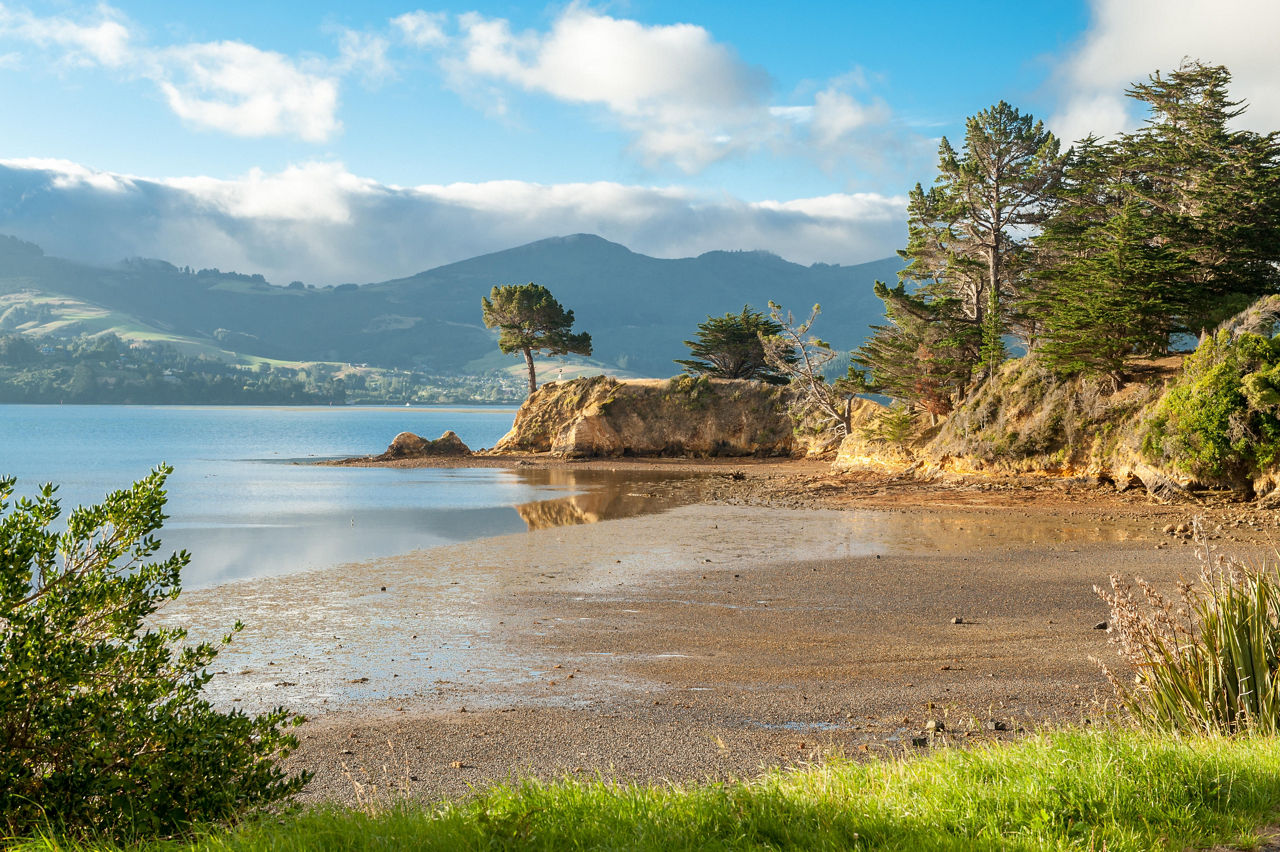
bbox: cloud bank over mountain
[0,159,906,285]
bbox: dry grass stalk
[1095,518,1280,734]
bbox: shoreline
[162,460,1280,805]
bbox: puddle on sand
[509,468,698,529]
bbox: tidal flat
[156,460,1270,806]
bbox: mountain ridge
[0,232,902,377]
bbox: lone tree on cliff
[482,283,592,394]
[675,305,795,384]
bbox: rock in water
[378,430,472,460]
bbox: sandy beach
[163,460,1280,805]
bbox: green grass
[12,729,1280,851]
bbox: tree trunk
[523,347,537,395]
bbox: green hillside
[0,233,900,378]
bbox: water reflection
[511,468,693,530]
[175,466,698,589]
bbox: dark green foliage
[674,305,793,384]
[0,468,309,839]
[1033,63,1280,378]
[1122,63,1280,331]
[852,281,980,417]
[1143,331,1280,483]
[482,283,592,394]
[860,403,917,446]
[1035,199,1188,379]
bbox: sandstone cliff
[491,375,793,458]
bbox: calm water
[0,405,683,588]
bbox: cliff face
[491,375,794,458]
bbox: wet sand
[162,460,1280,805]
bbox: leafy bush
[1096,522,1280,734]
[0,467,309,839]
[1142,330,1280,482]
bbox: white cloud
[334,28,394,85]
[1051,0,1280,141]
[392,10,448,48]
[156,42,340,141]
[0,3,342,142]
[0,3,132,67]
[0,159,907,285]
[434,6,773,171]
[809,87,890,150]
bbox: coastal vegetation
[835,61,1280,499]
[0,469,308,840]
[675,305,794,384]
[856,61,1279,401]
[481,283,593,394]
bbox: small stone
[925,719,945,732]
[951,616,965,625]
[1162,523,1176,534]
[1094,621,1108,630]
[984,719,1008,731]
[381,586,387,592]
[450,760,465,769]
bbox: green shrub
[1096,523,1280,734]
[1142,331,1280,480]
[0,467,310,839]
[860,403,916,445]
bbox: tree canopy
[857,60,1280,412]
[675,305,794,384]
[481,283,592,394]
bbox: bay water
[0,405,673,588]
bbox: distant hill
[0,233,901,377]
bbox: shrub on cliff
[0,467,309,839]
[1142,331,1280,484]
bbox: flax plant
[1096,519,1280,733]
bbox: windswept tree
[674,305,795,384]
[903,101,1065,374]
[1031,61,1280,377]
[481,283,592,394]
[760,302,857,437]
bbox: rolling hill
[0,233,902,378]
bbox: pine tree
[674,305,793,384]
[481,283,592,394]
[1120,62,1280,331]
[1036,200,1187,379]
[852,281,981,418]
[1031,62,1280,376]
[903,102,1064,363]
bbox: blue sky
[0,0,1275,283]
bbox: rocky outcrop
[377,430,471,460]
[491,375,793,458]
